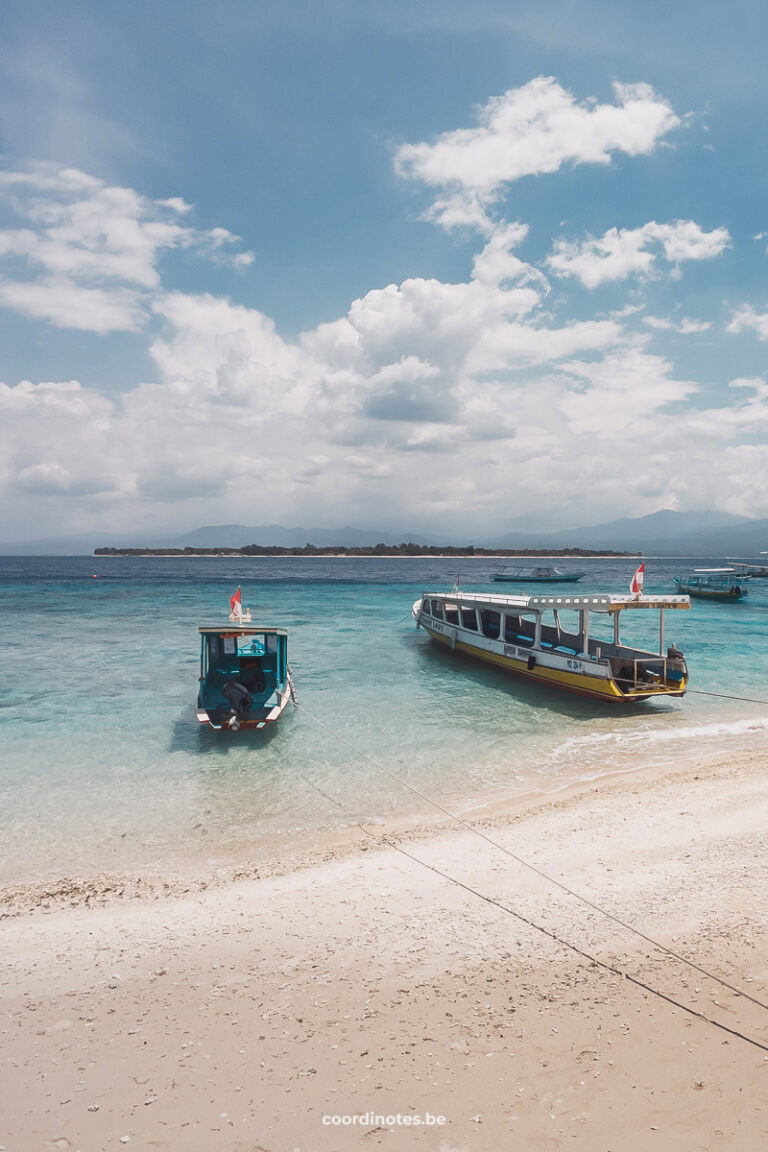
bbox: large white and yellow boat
[412,590,690,703]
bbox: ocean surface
[1,554,767,887]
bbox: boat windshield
[236,634,267,655]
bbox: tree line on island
[94,543,637,557]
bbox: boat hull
[492,574,585,583]
[674,581,746,600]
[196,681,293,730]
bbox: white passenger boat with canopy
[412,589,690,703]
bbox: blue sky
[1,0,767,540]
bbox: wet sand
[2,749,768,1150]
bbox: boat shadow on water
[168,707,289,756]
[412,633,683,721]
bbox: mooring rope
[294,702,768,1016]
[688,688,768,706]
[299,767,768,1055]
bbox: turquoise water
[1,555,767,886]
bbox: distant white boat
[729,561,768,576]
[492,564,586,583]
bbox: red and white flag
[230,586,242,619]
[630,563,645,597]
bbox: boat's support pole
[614,610,621,648]
[659,609,665,656]
[581,609,590,658]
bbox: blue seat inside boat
[204,656,278,710]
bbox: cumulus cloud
[547,220,730,287]
[728,305,768,340]
[396,78,680,232]
[0,276,145,332]
[0,162,254,331]
[644,315,711,334]
[0,263,708,537]
[1,234,761,536]
[0,96,764,539]
[0,379,119,508]
[681,378,768,441]
[470,221,550,292]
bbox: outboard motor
[221,680,253,730]
[666,644,686,685]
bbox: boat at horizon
[674,569,749,601]
[726,560,768,578]
[492,564,586,583]
[413,588,689,703]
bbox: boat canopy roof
[199,624,288,636]
[425,591,689,613]
[692,567,744,574]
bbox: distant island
[94,543,638,558]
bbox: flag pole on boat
[229,585,252,622]
[630,561,645,599]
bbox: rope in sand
[294,703,768,1011]
[298,764,768,1056]
[293,703,768,1052]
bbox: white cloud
[470,221,550,292]
[547,220,730,287]
[0,163,255,331]
[159,197,194,215]
[685,377,768,435]
[3,245,763,537]
[396,78,680,231]
[0,276,144,332]
[0,379,119,508]
[728,306,768,340]
[644,315,711,334]
[557,349,697,436]
[0,119,765,538]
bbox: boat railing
[612,655,680,692]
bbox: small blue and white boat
[196,589,294,731]
[674,569,749,601]
[492,564,586,584]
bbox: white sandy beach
[2,747,768,1151]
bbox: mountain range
[1,510,766,556]
[487,509,767,554]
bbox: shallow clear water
[1,554,767,885]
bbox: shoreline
[91,551,644,559]
[3,741,765,919]
[2,744,767,1149]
